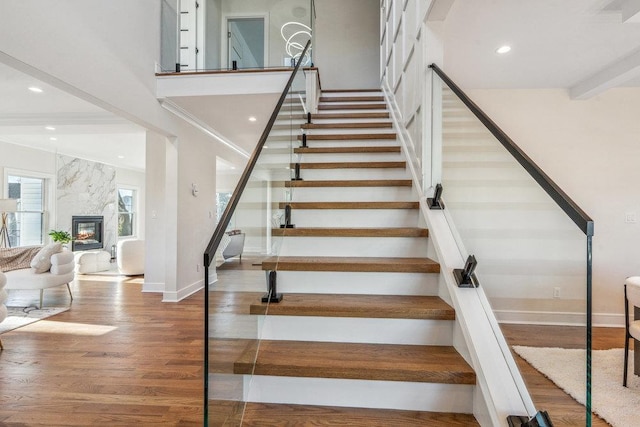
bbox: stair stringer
[382,81,537,427]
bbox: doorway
[227,17,265,69]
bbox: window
[118,188,136,238]
[7,175,46,247]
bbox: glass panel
[118,188,135,237]
[7,175,45,247]
[161,0,315,72]
[206,64,308,425]
[432,72,589,423]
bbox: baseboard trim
[162,279,203,302]
[142,281,164,293]
[495,309,624,328]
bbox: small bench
[74,250,111,274]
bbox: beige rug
[513,346,640,427]
[0,306,70,334]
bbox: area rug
[0,306,70,334]
[513,346,640,427]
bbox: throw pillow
[30,242,62,274]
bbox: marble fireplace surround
[56,155,117,253]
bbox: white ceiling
[443,0,640,93]
[3,0,640,172]
[0,62,146,171]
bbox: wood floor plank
[259,403,477,426]
[271,227,428,237]
[285,179,412,187]
[249,293,453,319]
[235,340,475,384]
[261,256,440,273]
[278,201,419,209]
[242,402,478,426]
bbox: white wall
[315,0,380,90]
[0,1,236,300]
[468,88,640,322]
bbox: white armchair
[117,239,145,275]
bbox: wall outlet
[625,212,637,223]
[553,287,561,299]
[196,263,200,272]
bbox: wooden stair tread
[272,227,428,237]
[294,146,400,154]
[298,133,396,140]
[319,104,387,110]
[250,294,452,319]
[285,179,412,187]
[261,256,440,273]
[278,201,418,209]
[291,161,406,169]
[235,340,474,384]
[301,122,392,129]
[240,402,479,426]
[320,96,385,102]
[311,112,390,119]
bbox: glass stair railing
[429,63,593,426]
[203,40,310,426]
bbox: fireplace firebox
[71,216,104,251]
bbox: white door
[227,18,265,69]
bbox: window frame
[117,185,138,239]
[4,168,55,247]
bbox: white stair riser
[290,186,415,202]
[244,376,474,413]
[289,209,419,227]
[303,128,395,135]
[279,236,429,257]
[300,168,411,180]
[294,152,404,163]
[275,271,439,295]
[312,118,391,125]
[260,316,454,345]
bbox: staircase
[234,90,479,425]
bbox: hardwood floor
[0,275,203,426]
[0,269,625,426]
[502,324,624,427]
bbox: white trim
[162,279,203,302]
[4,167,56,245]
[222,13,270,69]
[142,281,165,293]
[496,310,625,328]
[160,99,250,158]
[116,184,139,240]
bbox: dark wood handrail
[429,63,594,237]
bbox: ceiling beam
[426,0,455,22]
[622,0,640,23]
[569,47,640,99]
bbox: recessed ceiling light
[45,126,55,131]
[248,116,257,122]
[28,86,43,93]
[496,45,511,54]
[49,137,57,141]
[117,155,125,159]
